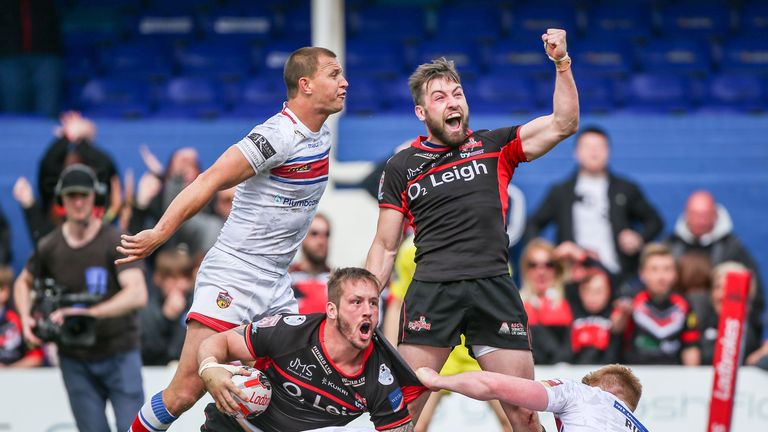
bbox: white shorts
[187,246,298,332]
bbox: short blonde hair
[639,242,673,269]
[712,261,757,300]
[519,238,565,303]
[582,364,643,411]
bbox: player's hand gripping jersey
[218,107,331,269]
[543,379,649,432]
[378,127,526,282]
[205,314,425,432]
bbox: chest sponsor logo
[341,376,366,387]
[288,163,311,173]
[321,377,350,397]
[388,388,404,412]
[256,315,282,328]
[407,160,489,201]
[282,381,361,416]
[354,392,368,410]
[459,137,483,152]
[407,315,432,332]
[378,364,394,385]
[307,139,322,148]
[414,152,440,160]
[498,321,527,336]
[273,194,320,207]
[216,291,233,309]
[311,345,333,375]
[247,133,277,160]
[283,315,307,326]
[460,149,485,159]
[288,357,316,379]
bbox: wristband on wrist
[549,53,571,72]
[198,357,243,377]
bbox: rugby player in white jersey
[416,364,649,432]
[116,47,348,432]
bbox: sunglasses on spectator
[527,261,555,269]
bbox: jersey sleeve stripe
[379,203,407,214]
[187,312,239,332]
[375,415,412,431]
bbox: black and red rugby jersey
[241,313,425,432]
[378,127,526,282]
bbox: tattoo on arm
[385,422,414,432]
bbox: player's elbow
[554,112,579,139]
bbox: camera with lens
[31,277,103,347]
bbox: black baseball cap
[58,164,98,195]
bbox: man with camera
[14,164,148,432]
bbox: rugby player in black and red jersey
[197,267,425,432]
[366,29,579,432]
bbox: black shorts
[201,403,254,432]
[398,275,531,352]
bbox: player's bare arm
[416,368,549,412]
[116,145,255,265]
[197,325,255,415]
[384,422,415,432]
[519,28,579,161]
[365,208,406,291]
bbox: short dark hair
[575,125,610,147]
[284,47,338,99]
[0,265,14,289]
[408,57,461,106]
[327,267,380,307]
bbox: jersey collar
[319,319,374,379]
[410,130,474,152]
[281,104,324,139]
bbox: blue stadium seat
[344,78,382,115]
[657,3,731,38]
[472,74,537,114]
[624,72,692,113]
[155,77,222,118]
[639,38,712,75]
[415,40,483,79]
[508,6,576,39]
[200,9,273,41]
[227,76,285,118]
[699,73,765,113]
[570,37,636,77]
[79,78,151,119]
[347,5,427,42]
[382,77,415,113]
[346,40,406,80]
[177,40,254,81]
[488,38,550,78]
[739,3,768,37]
[536,75,617,114]
[133,11,195,45]
[103,42,173,81]
[720,37,768,74]
[257,41,312,76]
[434,4,503,40]
[583,5,652,40]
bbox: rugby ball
[232,367,272,418]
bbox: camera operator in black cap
[13,164,148,432]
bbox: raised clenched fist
[542,28,568,61]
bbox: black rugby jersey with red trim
[378,127,526,282]
[242,313,425,432]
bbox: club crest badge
[216,291,233,309]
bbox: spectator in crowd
[288,213,331,314]
[525,125,663,284]
[619,243,700,366]
[568,271,622,364]
[0,0,62,117]
[13,111,121,241]
[0,265,44,368]
[676,252,713,321]
[519,238,573,365]
[383,234,512,432]
[698,262,761,366]
[666,190,765,340]
[140,247,195,366]
[0,205,11,264]
[129,146,221,258]
[13,165,147,432]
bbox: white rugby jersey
[215,106,331,270]
[543,379,649,432]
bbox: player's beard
[424,110,468,148]
[335,314,369,351]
